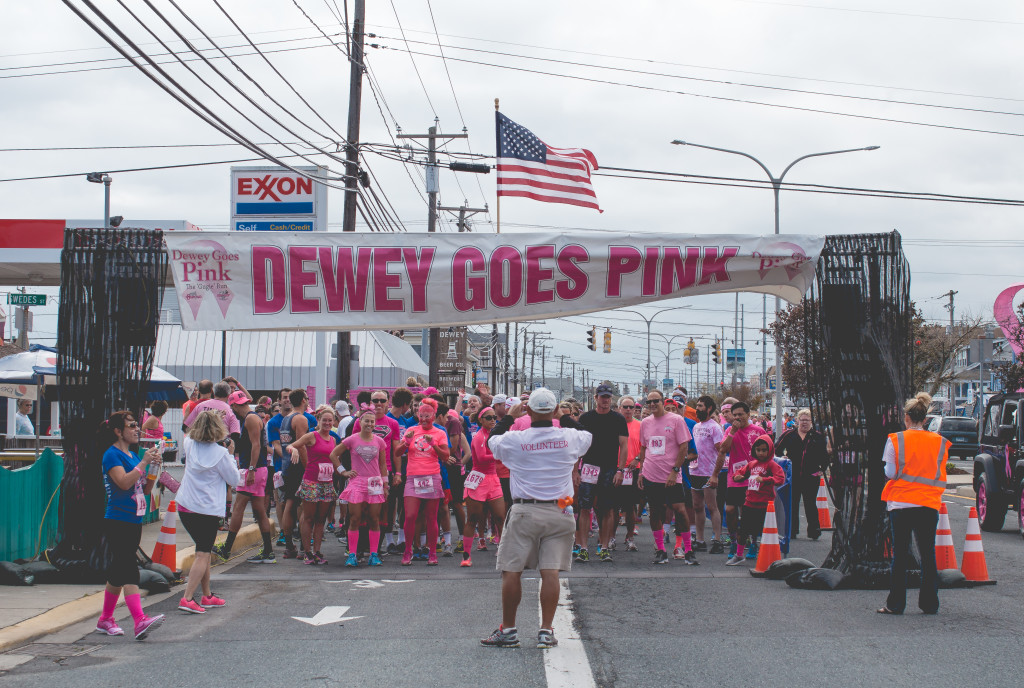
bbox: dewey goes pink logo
[754,242,813,280]
[172,239,240,319]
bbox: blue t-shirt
[267,413,284,445]
[391,411,416,431]
[102,446,146,524]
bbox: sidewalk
[0,479,274,652]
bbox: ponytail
[903,392,932,424]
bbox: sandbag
[762,558,816,580]
[144,561,176,584]
[137,567,171,593]
[0,561,35,586]
[21,560,63,584]
[785,567,848,590]
[937,569,968,589]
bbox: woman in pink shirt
[337,406,388,567]
[396,398,449,566]
[459,408,505,567]
[288,411,341,565]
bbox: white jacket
[176,437,241,517]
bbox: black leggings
[180,511,221,552]
[739,505,768,545]
[104,518,142,587]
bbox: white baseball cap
[492,394,508,407]
[527,388,558,413]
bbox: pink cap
[227,390,251,405]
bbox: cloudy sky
[2,1,1022,391]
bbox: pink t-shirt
[405,425,448,476]
[470,427,496,475]
[303,431,336,482]
[691,419,725,477]
[639,413,692,483]
[511,416,560,431]
[342,433,386,480]
[372,415,401,471]
[185,399,241,435]
[724,423,763,488]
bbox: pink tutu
[464,472,504,503]
[340,475,387,505]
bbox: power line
[388,0,437,117]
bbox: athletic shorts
[577,468,617,512]
[464,472,504,503]
[496,503,576,572]
[689,475,711,490]
[236,466,269,495]
[104,518,142,588]
[447,465,465,503]
[641,479,692,510]
[726,486,747,508]
[281,462,304,501]
[179,510,220,552]
[617,483,642,509]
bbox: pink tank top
[303,432,336,482]
[470,428,496,475]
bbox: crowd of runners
[95,373,828,638]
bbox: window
[941,418,977,433]
[982,402,1002,440]
[1000,401,1018,427]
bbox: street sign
[437,372,464,395]
[768,377,777,390]
[7,293,46,306]
[438,327,467,371]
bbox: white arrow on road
[292,606,363,626]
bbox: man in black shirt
[574,383,628,563]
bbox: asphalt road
[2,490,1022,687]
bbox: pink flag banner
[163,232,825,332]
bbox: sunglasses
[372,399,388,404]
[572,411,581,416]
[644,399,662,405]
[125,422,139,428]
[620,405,635,410]
[481,415,496,421]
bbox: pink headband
[478,406,494,418]
[359,403,374,413]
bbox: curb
[957,486,976,498]
[0,522,275,653]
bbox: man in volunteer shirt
[690,395,726,554]
[638,390,698,565]
[482,388,592,650]
[711,401,762,558]
[574,383,628,563]
[617,396,642,552]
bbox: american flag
[495,112,601,212]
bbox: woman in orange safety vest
[878,392,949,615]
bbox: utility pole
[437,201,488,232]
[943,289,958,414]
[570,361,577,398]
[557,355,568,400]
[336,0,366,402]
[512,322,519,395]
[530,332,537,390]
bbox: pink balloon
[993,283,1024,358]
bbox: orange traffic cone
[961,506,996,585]
[753,500,783,573]
[815,477,834,531]
[150,499,178,571]
[935,503,958,571]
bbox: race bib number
[273,471,284,489]
[134,491,147,517]
[621,468,634,486]
[367,476,384,496]
[317,463,334,482]
[648,436,666,456]
[580,464,600,484]
[238,468,249,483]
[413,476,434,495]
[464,470,485,491]
[748,476,760,491]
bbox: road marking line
[540,579,596,688]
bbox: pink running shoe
[200,594,226,608]
[460,557,472,567]
[477,538,488,551]
[134,613,165,640]
[95,617,125,636]
[178,598,206,614]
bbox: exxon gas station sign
[230,165,328,232]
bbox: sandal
[876,606,902,615]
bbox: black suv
[973,392,1024,534]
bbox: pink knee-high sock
[124,593,145,623]
[736,544,745,557]
[681,532,692,553]
[403,515,417,556]
[349,529,360,555]
[368,529,380,554]
[653,529,665,551]
[101,589,120,620]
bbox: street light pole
[615,306,692,384]
[671,140,878,437]
[86,172,112,227]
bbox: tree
[993,303,1024,393]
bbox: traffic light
[587,327,597,351]
[603,328,612,354]
[712,341,721,364]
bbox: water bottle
[563,505,574,517]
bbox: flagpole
[494,98,500,234]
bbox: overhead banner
[163,232,825,331]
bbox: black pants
[792,475,821,538]
[739,504,767,544]
[886,506,939,614]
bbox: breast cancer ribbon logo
[753,242,813,280]
[177,239,237,319]
[993,283,1024,358]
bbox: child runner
[726,434,785,565]
[288,410,341,565]
[460,407,506,567]
[336,405,389,567]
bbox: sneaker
[460,557,472,567]
[480,626,520,648]
[728,540,738,558]
[401,553,413,566]
[133,614,165,641]
[95,617,125,635]
[178,598,206,614]
[725,554,745,566]
[694,540,708,553]
[325,523,335,533]
[625,539,638,552]
[709,539,725,555]
[386,543,398,556]
[345,552,358,567]
[720,533,732,545]
[427,556,439,566]
[282,547,299,560]
[673,546,685,560]
[572,544,581,557]
[442,543,454,558]
[653,549,669,565]
[454,539,465,554]
[574,547,589,563]
[261,550,277,564]
[608,537,616,551]
[477,538,488,551]
[368,552,382,566]
[537,629,558,649]
[200,594,226,608]
[414,547,428,561]
[745,544,758,560]
[314,551,327,565]
[276,533,286,546]
[246,550,268,564]
[211,544,230,562]
[598,548,613,563]
[684,550,699,566]
[303,552,316,565]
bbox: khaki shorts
[496,502,576,572]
